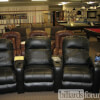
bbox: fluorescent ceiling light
[87,1,95,4]
[61,2,68,5]
[58,4,62,6]
[58,2,69,5]
[70,0,82,1]
[32,0,47,1]
[0,0,8,2]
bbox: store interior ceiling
[0,0,100,7]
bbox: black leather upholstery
[62,82,93,91]
[23,36,55,92]
[24,65,53,82]
[0,51,14,67]
[63,36,89,50]
[0,39,16,93]
[0,36,100,94]
[25,50,51,65]
[63,65,93,82]
[25,37,50,49]
[0,68,16,84]
[15,60,24,93]
[25,37,51,66]
[63,36,89,65]
[62,36,100,92]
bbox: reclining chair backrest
[63,36,89,65]
[55,30,73,49]
[12,27,26,41]
[0,39,14,67]
[25,36,51,66]
[2,32,21,51]
[29,30,48,37]
[51,25,64,40]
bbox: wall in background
[63,5,100,22]
[0,6,51,25]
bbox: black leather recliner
[17,36,61,92]
[0,39,16,93]
[62,36,100,93]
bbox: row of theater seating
[0,36,100,94]
[2,30,49,56]
[2,28,73,56]
[5,26,65,41]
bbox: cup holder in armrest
[52,56,61,64]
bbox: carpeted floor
[0,92,100,100]
[0,37,100,100]
[0,92,58,100]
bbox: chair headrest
[56,30,73,36]
[30,30,47,37]
[0,39,13,51]
[26,36,51,49]
[3,32,20,38]
[63,36,89,50]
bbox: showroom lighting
[0,0,8,2]
[89,6,94,9]
[61,2,68,5]
[87,1,95,4]
[32,0,47,1]
[58,4,62,6]
[89,6,97,9]
[58,2,69,5]
[81,6,86,9]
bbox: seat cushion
[24,82,53,91]
[63,65,93,83]
[0,67,16,85]
[62,81,93,91]
[24,65,54,82]
[0,83,16,93]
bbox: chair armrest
[51,40,55,50]
[20,43,25,56]
[93,63,100,93]
[16,49,21,56]
[15,60,24,93]
[52,57,63,92]
[53,48,59,56]
[88,57,94,69]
